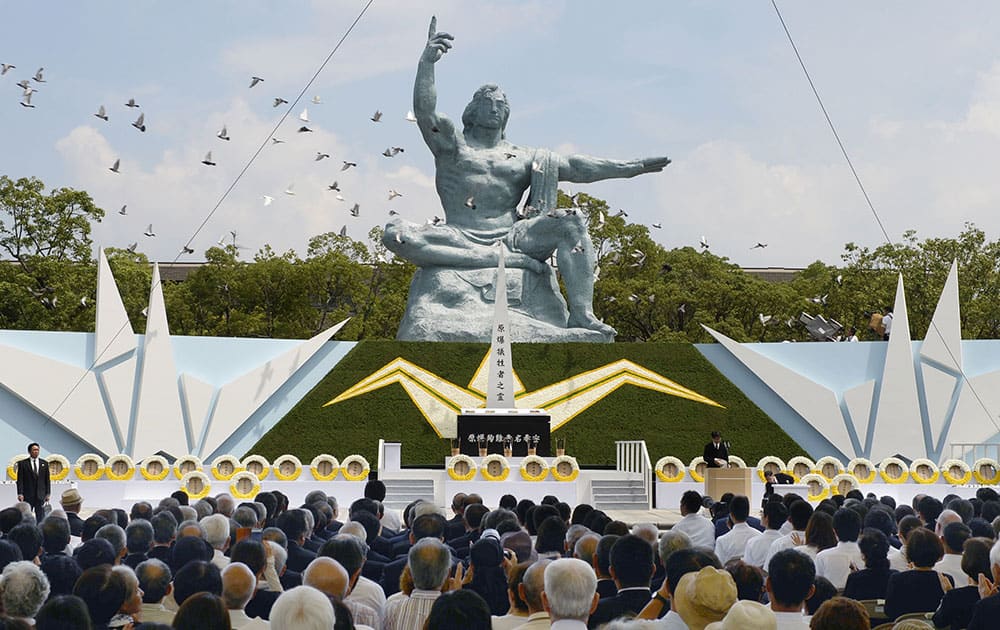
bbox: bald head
[222,562,256,610]
[573,534,599,566]
[339,521,367,542]
[303,556,350,600]
[936,509,962,536]
[520,559,550,613]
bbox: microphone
[724,441,731,451]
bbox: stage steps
[382,478,436,511]
[591,478,649,511]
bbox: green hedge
[247,341,802,467]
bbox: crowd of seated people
[0,482,998,629]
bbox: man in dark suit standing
[16,442,50,523]
[703,431,729,468]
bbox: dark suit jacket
[844,567,897,601]
[279,569,302,591]
[16,458,50,504]
[444,516,465,542]
[588,587,652,628]
[933,585,979,630]
[286,541,317,573]
[967,591,1000,630]
[326,520,344,534]
[380,555,409,597]
[245,589,280,620]
[884,569,951,620]
[123,552,147,569]
[147,545,171,563]
[67,512,85,537]
[596,579,617,600]
[714,516,764,538]
[703,442,729,468]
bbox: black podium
[457,409,551,457]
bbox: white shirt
[743,529,783,568]
[714,522,761,564]
[888,545,908,572]
[883,313,893,334]
[814,541,863,590]
[671,513,716,550]
[348,575,387,617]
[935,553,970,587]
[550,620,588,630]
[793,544,817,560]
[779,520,794,535]
[492,613,531,630]
[766,530,805,569]
[228,609,270,629]
[212,548,231,570]
[513,611,552,629]
[383,589,441,630]
[658,610,689,629]
[770,608,810,630]
[381,508,402,533]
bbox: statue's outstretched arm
[555,153,671,183]
[414,17,458,155]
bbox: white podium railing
[616,440,651,508]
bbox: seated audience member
[638,548,722,624]
[230,539,280,620]
[804,576,836,617]
[304,556,378,628]
[589,534,655,627]
[1,561,50,624]
[767,500,813,565]
[74,564,128,628]
[794,511,836,560]
[725,559,765,605]
[34,594,92,630]
[542,558,600,628]
[74,537,116,571]
[173,592,232,630]
[383,538,454,630]
[744,501,787,569]
[807,596,869,630]
[704,599,776,629]
[536,515,569,559]
[934,521,972,586]
[173,559,223,608]
[136,558,175,625]
[147,511,176,563]
[766,549,814,629]
[467,535,510,617]
[444,493,467,542]
[95,524,127,565]
[884,527,951,620]
[593,535,621,599]
[270,585,336,630]
[814,508,863,590]
[60,489,86,537]
[123,519,153,569]
[490,560,532,630]
[844,527,897,600]
[320,534,386,617]
[933,536,991,630]
[426,589,492,630]
[8,523,42,564]
[276,510,316,573]
[222,562,269,629]
[714,495,761,564]
[672,566,738,630]
[202,513,232,570]
[672,491,716,551]
[379,512,447,597]
[917,496,944,530]
[40,553,81,598]
[39,516,71,559]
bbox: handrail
[615,440,652,509]
[376,438,385,477]
[948,442,1000,464]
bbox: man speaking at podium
[703,431,729,468]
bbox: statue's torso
[435,142,533,234]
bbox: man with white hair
[203,513,232,569]
[1,561,50,623]
[542,558,599,629]
[223,562,270,629]
[303,556,377,629]
[95,523,127,565]
[270,585,336,630]
[216,493,236,518]
[383,538,455,630]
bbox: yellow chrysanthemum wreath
[655,456,687,483]
[480,454,510,481]
[180,471,211,500]
[941,459,972,485]
[140,455,170,481]
[814,456,844,482]
[272,455,303,481]
[846,457,877,484]
[173,455,203,480]
[46,454,70,481]
[105,454,136,481]
[909,458,940,484]
[878,457,909,484]
[727,455,748,469]
[310,455,340,481]
[6,454,27,481]
[447,454,477,481]
[798,473,831,502]
[520,455,549,482]
[973,458,1000,485]
[74,454,106,481]
[229,471,261,500]
[688,457,707,483]
[210,455,244,481]
[241,455,271,480]
[831,473,860,496]
[786,456,816,482]
[551,455,580,482]
[756,456,786,483]
[340,455,370,481]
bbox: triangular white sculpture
[485,245,515,409]
[94,248,136,366]
[920,260,962,371]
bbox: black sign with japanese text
[457,413,551,457]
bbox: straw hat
[672,567,737,630]
[705,600,777,630]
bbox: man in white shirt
[203,514,232,570]
[882,307,893,340]
[671,491,716,551]
[714,496,760,564]
[744,502,788,569]
[541,558,598,630]
[222,562,270,629]
[766,549,814,629]
[814,508,863,590]
[935,521,972,586]
[767,500,813,569]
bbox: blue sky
[3,1,1000,268]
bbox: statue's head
[462,84,509,138]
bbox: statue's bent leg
[383,219,509,269]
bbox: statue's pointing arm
[555,152,671,183]
[414,17,458,155]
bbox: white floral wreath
[846,457,877,484]
[105,454,136,481]
[814,456,844,482]
[520,455,549,482]
[756,456,786,483]
[655,456,687,482]
[941,458,972,485]
[480,454,510,481]
[180,471,211,500]
[551,455,580,482]
[909,458,940,484]
[46,454,70,481]
[173,455,203,480]
[75,453,106,481]
[310,454,340,481]
[229,471,262,500]
[688,457,707,483]
[241,455,271,480]
[831,473,860,496]
[798,473,831,502]
[272,454,303,481]
[448,454,477,481]
[973,458,1000,485]
[210,455,244,481]
[878,457,910,484]
[786,456,816,482]
[6,454,28,481]
[140,455,170,481]
[340,455,370,481]
[727,455,748,469]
